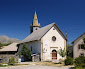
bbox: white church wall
[42,25,66,61]
[26,41,41,54]
[18,41,41,55]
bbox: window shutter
[78,44,81,49]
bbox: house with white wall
[18,12,67,61]
[72,33,85,59]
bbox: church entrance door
[52,50,57,59]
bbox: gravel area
[0,65,73,69]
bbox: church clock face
[52,36,56,41]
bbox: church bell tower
[30,11,41,33]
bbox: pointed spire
[34,11,37,20]
[32,11,40,27]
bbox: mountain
[0,36,21,44]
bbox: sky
[0,0,85,44]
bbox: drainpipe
[38,39,43,62]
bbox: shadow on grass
[69,67,74,69]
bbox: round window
[52,36,56,41]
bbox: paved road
[0,65,73,69]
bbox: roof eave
[54,23,68,41]
[19,39,40,45]
[71,32,85,44]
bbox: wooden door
[52,50,57,59]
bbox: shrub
[64,56,73,65]
[81,64,85,68]
[73,66,85,69]
[8,57,16,65]
[58,48,66,57]
[75,56,85,68]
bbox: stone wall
[0,54,18,63]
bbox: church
[18,12,67,62]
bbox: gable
[41,24,67,41]
[42,25,66,42]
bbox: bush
[58,48,66,57]
[64,56,73,65]
[75,56,85,68]
[81,64,85,68]
[73,66,85,69]
[8,57,16,65]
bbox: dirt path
[0,65,73,69]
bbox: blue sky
[0,0,85,44]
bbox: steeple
[32,11,40,27]
[30,11,41,33]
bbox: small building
[18,12,67,62]
[31,54,40,62]
[72,33,85,59]
[0,43,18,63]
